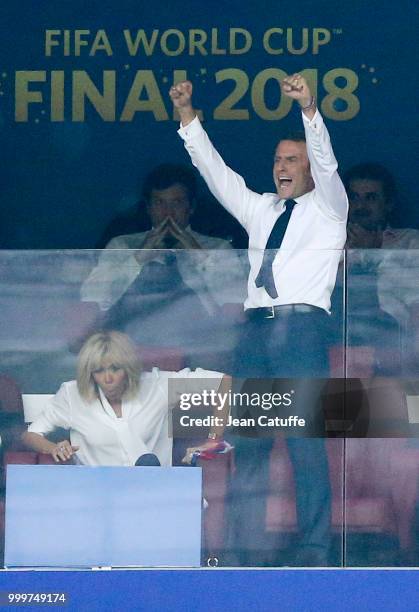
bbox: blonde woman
[23,331,228,466]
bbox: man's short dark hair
[343,163,396,203]
[142,163,197,203]
[275,131,306,155]
[280,130,306,143]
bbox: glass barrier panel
[344,249,419,566]
[0,248,348,567]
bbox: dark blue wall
[0,0,417,248]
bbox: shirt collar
[277,189,313,209]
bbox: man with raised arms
[170,76,348,566]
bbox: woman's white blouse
[28,368,223,467]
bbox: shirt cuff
[301,108,323,134]
[27,422,46,435]
[177,115,203,141]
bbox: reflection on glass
[343,249,419,566]
[0,250,417,567]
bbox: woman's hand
[181,440,224,465]
[22,431,80,462]
[50,440,79,463]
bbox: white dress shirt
[28,368,223,467]
[80,229,247,313]
[178,111,348,313]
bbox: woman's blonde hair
[77,331,141,402]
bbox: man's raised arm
[170,81,196,127]
[281,73,317,121]
[169,81,260,231]
[282,74,347,222]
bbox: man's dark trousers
[227,307,332,566]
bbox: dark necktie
[126,252,184,294]
[255,199,297,298]
[105,252,193,325]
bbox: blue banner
[0,569,418,611]
[0,0,417,247]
